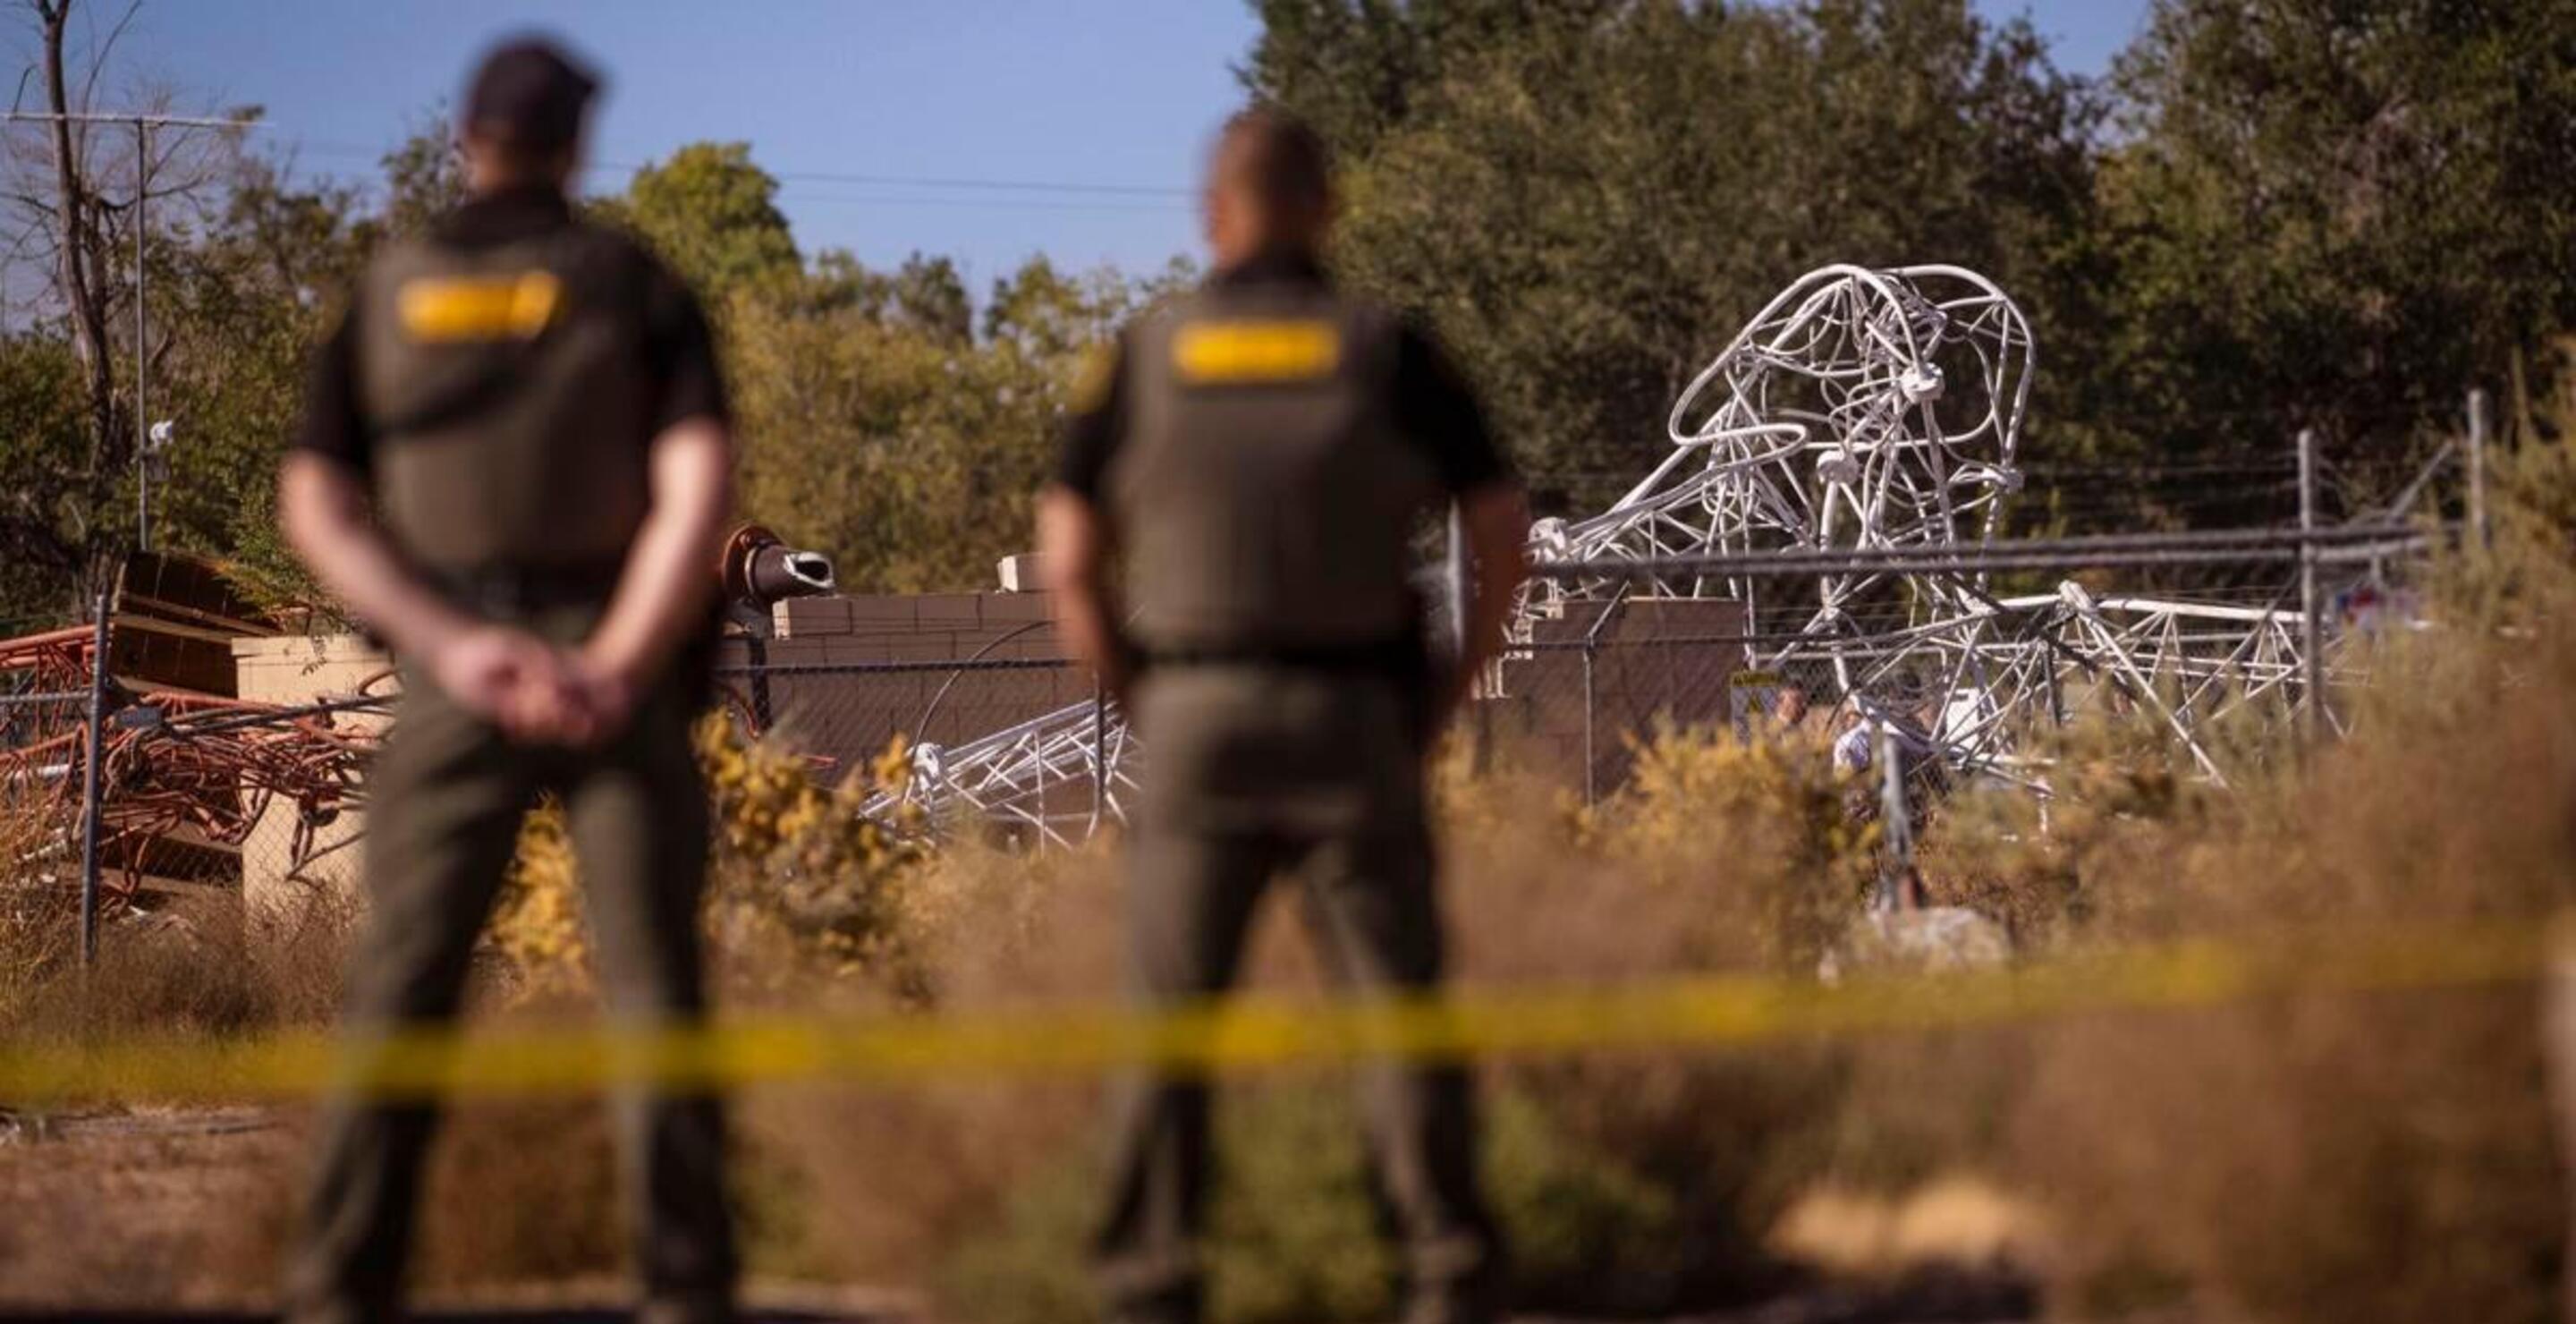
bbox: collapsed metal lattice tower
[879,264,2341,836]
[1531,264,2030,602]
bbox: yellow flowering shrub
[487,802,589,997]
[700,717,932,996]
[1578,722,1877,971]
[484,717,932,1003]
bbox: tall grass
[5,428,2575,1320]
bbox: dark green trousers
[1095,666,1504,1324]
[285,616,733,1324]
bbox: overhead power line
[775,185,1188,215]
[261,137,1193,203]
[765,168,1189,198]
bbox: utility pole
[132,117,148,552]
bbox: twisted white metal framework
[1762,587,2319,789]
[860,698,1138,846]
[1536,264,2030,587]
[1521,262,2324,786]
[877,263,2334,835]
[1528,265,2038,702]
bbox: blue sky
[66,1,2149,292]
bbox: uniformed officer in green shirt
[275,38,738,1324]
[1039,107,1533,1324]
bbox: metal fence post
[2467,387,2491,549]
[2297,429,2327,744]
[1578,593,1624,806]
[77,581,112,966]
[744,633,775,732]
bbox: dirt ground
[0,1106,916,1322]
[0,1107,299,1313]
[0,1106,2037,1324]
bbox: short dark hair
[462,36,599,157]
[1216,106,1333,218]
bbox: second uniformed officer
[275,38,738,1324]
[1039,108,1533,1324]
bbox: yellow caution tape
[0,921,2549,1104]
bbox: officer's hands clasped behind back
[427,620,629,747]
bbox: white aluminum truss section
[863,698,1136,848]
[1528,264,2034,636]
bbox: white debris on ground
[1818,906,2012,984]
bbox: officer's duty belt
[425,561,626,615]
[1133,636,1423,675]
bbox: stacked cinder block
[740,592,1088,782]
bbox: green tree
[1250,0,2103,514]
[884,252,973,345]
[0,0,280,611]
[620,141,801,301]
[2085,0,2576,521]
[792,250,976,344]
[377,112,465,239]
[983,255,1187,359]
[727,254,1182,592]
[727,301,1068,593]
[1243,0,1623,157]
[165,155,372,615]
[0,336,99,618]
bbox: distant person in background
[1832,700,1875,776]
[275,37,738,1324]
[1770,683,1825,746]
[1038,107,1530,1324]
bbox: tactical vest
[354,225,654,572]
[1110,280,1439,652]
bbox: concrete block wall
[732,591,1086,785]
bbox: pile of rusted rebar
[1,626,386,908]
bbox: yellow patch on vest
[396,271,563,342]
[1171,319,1341,385]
